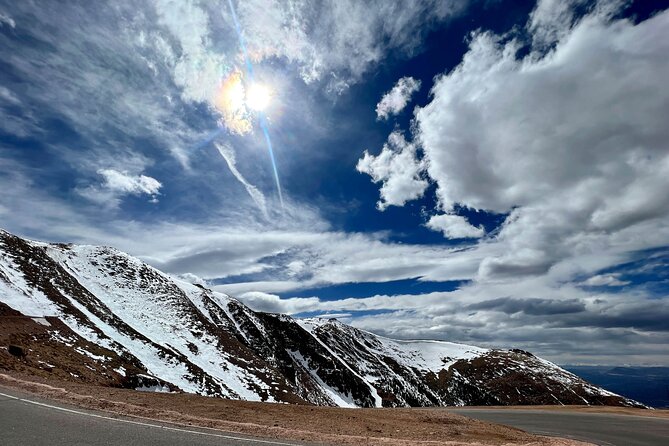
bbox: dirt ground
[0,372,593,446]
[449,404,669,419]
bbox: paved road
[4,387,667,446]
[0,388,317,446]
[449,408,669,446]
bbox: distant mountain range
[0,228,644,408]
[564,365,669,408]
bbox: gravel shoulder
[444,405,669,419]
[0,372,592,446]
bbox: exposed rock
[8,345,25,358]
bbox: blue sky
[1,0,668,365]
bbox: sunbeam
[226,0,285,208]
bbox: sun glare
[246,84,271,111]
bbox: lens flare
[214,70,252,135]
[246,84,271,111]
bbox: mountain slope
[0,229,644,408]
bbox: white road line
[0,391,298,446]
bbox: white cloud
[97,169,162,196]
[0,2,206,172]
[177,272,208,286]
[146,0,466,124]
[528,0,589,48]
[151,0,222,105]
[361,3,669,281]
[0,12,15,28]
[529,0,627,49]
[235,0,466,90]
[376,76,421,120]
[237,291,320,314]
[415,5,669,279]
[214,281,308,297]
[426,214,484,239]
[582,274,630,287]
[417,6,669,214]
[0,86,20,105]
[357,131,428,210]
[77,169,162,209]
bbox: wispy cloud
[0,11,14,28]
[235,0,467,91]
[215,143,268,217]
[582,274,630,287]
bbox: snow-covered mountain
[0,229,643,407]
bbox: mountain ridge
[0,228,645,408]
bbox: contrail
[226,0,285,208]
[215,142,269,218]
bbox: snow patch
[31,317,51,327]
[136,383,172,393]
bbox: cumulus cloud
[376,76,421,120]
[528,0,625,49]
[426,214,484,239]
[416,5,669,278]
[98,169,162,197]
[528,0,589,48]
[363,2,669,279]
[357,131,428,210]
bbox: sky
[1,0,668,366]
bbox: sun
[245,84,271,111]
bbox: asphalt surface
[449,408,669,446]
[3,386,667,446]
[0,387,317,446]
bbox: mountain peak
[0,230,646,408]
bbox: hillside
[0,229,643,408]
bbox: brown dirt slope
[0,373,591,446]
[0,302,144,386]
